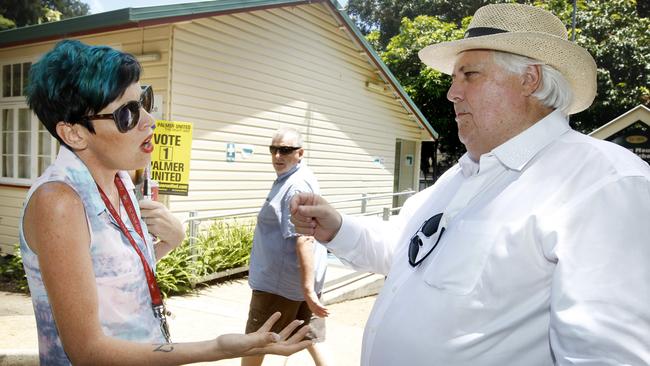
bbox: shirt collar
[459,109,570,176]
[458,153,480,177]
[276,161,301,181]
[56,146,135,217]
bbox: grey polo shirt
[248,162,328,301]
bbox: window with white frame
[2,62,31,98]
[1,61,58,185]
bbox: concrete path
[0,262,380,366]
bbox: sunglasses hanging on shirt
[408,212,445,267]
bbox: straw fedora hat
[418,3,597,114]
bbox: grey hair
[272,127,303,147]
[492,51,573,115]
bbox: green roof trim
[0,0,435,138]
[0,0,310,48]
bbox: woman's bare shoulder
[24,181,88,254]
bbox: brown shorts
[244,290,326,342]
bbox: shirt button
[392,286,398,293]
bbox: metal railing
[328,190,415,220]
[181,190,415,285]
[182,190,415,243]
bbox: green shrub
[0,244,29,293]
[156,218,255,297]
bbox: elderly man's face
[270,134,303,176]
[447,50,527,161]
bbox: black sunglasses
[269,145,301,155]
[84,85,153,133]
[408,213,445,267]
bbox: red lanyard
[97,175,164,307]
[97,175,171,342]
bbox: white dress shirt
[328,110,650,365]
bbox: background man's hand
[304,291,329,318]
[290,193,342,243]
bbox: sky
[88,0,347,14]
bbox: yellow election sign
[151,120,193,196]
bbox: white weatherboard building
[0,0,437,253]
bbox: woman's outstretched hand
[214,312,312,359]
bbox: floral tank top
[19,146,166,365]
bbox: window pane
[12,64,21,97]
[2,109,12,131]
[18,109,29,130]
[39,131,50,154]
[22,63,31,95]
[38,156,51,174]
[2,155,13,177]
[2,65,10,97]
[2,110,14,155]
[18,155,30,178]
[3,133,13,154]
[18,132,30,154]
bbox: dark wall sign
[605,121,650,164]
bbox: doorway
[393,139,417,208]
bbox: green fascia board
[129,0,307,21]
[0,0,435,138]
[0,8,133,47]
[0,0,308,48]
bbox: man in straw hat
[289,3,650,365]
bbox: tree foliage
[526,0,649,131]
[44,0,91,18]
[0,0,42,30]
[347,0,503,49]
[565,0,649,132]
[381,16,466,166]
[346,0,650,166]
[0,0,89,30]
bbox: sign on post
[226,142,236,162]
[151,120,193,196]
[607,121,650,164]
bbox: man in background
[243,127,330,366]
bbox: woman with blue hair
[21,39,311,365]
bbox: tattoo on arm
[153,343,174,353]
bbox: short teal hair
[26,40,141,145]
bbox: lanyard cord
[96,175,163,307]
